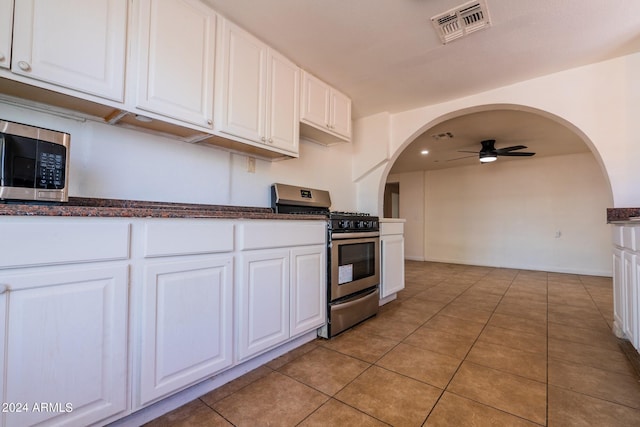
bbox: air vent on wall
[431,0,491,44]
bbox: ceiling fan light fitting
[479,154,497,163]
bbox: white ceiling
[203,0,640,171]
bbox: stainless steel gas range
[272,183,380,338]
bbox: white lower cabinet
[612,225,640,351]
[290,245,326,337]
[613,247,625,335]
[0,216,326,425]
[237,249,290,361]
[0,265,129,427]
[236,220,326,361]
[139,256,233,405]
[380,220,406,299]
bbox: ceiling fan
[449,139,536,163]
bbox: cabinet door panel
[381,234,405,298]
[12,0,127,101]
[135,0,215,127]
[238,250,289,360]
[1,265,128,427]
[623,251,635,341]
[290,246,326,336]
[218,19,266,142]
[613,249,625,333]
[266,50,299,154]
[0,0,12,69]
[140,256,233,405]
[300,72,330,128]
[330,89,352,138]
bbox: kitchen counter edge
[0,197,326,220]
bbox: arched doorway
[379,104,614,275]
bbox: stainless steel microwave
[0,119,70,202]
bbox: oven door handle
[330,287,379,308]
[331,231,380,240]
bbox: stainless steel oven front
[330,231,380,300]
[319,229,380,338]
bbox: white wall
[422,153,612,276]
[381,53,640,210]
[386,171,424,261]
[0,102,357,210]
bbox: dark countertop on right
[607,208,640,223]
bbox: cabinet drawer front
[380,222,404,236]
[237,221,326,250]
[144,220,234,257]
[0,219,130,268]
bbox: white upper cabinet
[11,0,128,102]
[266,50,300,154]
[330,89,352,139]
[0,0,12,69]
[215,18,299,156]
[132,0,216,129]
[300,70,351,144]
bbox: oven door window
[338,242,376,284]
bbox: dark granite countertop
[607,208,640,223]
[0,197,327,220]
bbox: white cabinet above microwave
[10,0,127,102]
[0,0,13,69]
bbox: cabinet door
[330,89,352,138]
[0,0,12,69]
[139,256,233,406]
[381,234,405,298]
[634,255,640,349]
[300,71,330,129]
[12,0,128,101]
[0,265,128,427]
[613,248,625,335]
[134,0,216,128]
[266,50,299,154]
[290,245,326,337]
[217,18,267,142]
[237,249,289,361]
[624,251,638,347]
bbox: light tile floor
[145,261,640,426]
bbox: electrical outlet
[247,156,256,173]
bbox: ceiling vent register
[431,0,491,44]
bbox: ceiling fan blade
[497,152,535,157]
[495,145,528,153]
[446,154,477,161]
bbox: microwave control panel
[37,141,66,189]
